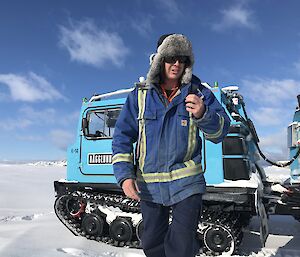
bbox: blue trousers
[140,194,202,257]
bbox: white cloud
[0,106,53,131]
[0,106,56,131]
[65,111,80,125]
[155,0,183,23]
[59,19,129,68]
[241,78,300,106]
[251,107,285,126]
[213,3,256,31]
[16,135,43,142]
[259,129,289,161]
[20,106,79,127]
[0,105,79,135]
[0,118,32,131]
[50,129,74,151]
[131,15,154,37]
[294,60,300,73]
[0,72,65,102]
[19,106,56,124]
[0,91,8,102]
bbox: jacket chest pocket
[143,109,158,135]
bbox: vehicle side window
[87,109,121,139]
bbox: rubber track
[200,207,244,255]
[54,191,244,255]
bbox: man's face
[163,56,188,81]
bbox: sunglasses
[164,56,190,65]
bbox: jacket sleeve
[112,88,139,185]
[194,87,231,144]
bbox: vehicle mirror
[82,118,89,135]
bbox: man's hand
[185,94,206,119]
[122,178,141,201]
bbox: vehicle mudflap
[255,189,269,247]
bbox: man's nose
[174,60,180,66]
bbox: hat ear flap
[146,53,162,85]
[149,53,156,65]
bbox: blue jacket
[112,75,230,206]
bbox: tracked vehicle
[54,81,300,255]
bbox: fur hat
[146,34,194,85]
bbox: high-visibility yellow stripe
[138,89,146,120]
[204,115,225,139]
[137,88,147,172]
[112,153,134,164]
[184,112,197,161]
[137,163,203,183]
[184,159,195,167]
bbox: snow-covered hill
[27,160,67,167]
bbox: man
[112,34,230,257]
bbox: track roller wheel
[136,219,144,242]
[109,218,133,242]
[81,213,104,236]
[66,197,86,218]
[203,224,236,255]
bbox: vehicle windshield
[87,108,121,138]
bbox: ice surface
[0,164,299,257]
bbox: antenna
[89,88,134,102]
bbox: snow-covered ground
[0,164,299,257]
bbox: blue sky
[0,0,299,161]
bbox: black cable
[255,139,300,167]
[239,102,300,167]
